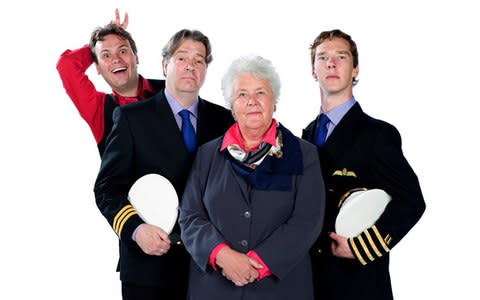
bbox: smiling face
[163,39,207,99]
[312,37,359,99]
[94,34,139,95]
[231,73,275,135]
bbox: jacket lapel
[302,119,316,142]
[154,90,190,157]
[303,103,366,172]
[320,102,365,163]
[229,162,251,204]
[196,97,215,146]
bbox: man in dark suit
[302,29,426,300]
[94,29,234,300]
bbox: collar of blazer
[316,102,366,161]
[195,98,219,146]
[153,89,226,150]
[152,90,195,156]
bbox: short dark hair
[88,24,137,64]
[310,29,359,85]
[161,29,212,75]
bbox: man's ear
[95,63,101,75]
[162,59,168,77]
[312,68,318,81]
[352,64,359,78]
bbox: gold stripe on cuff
[372,225,390,252]
[113,205,134,232]
[364,230,382,257]
[358,236,374,262]
[349,238,367,265]
[117,211,137,237]
[114,206,136,235]
[114,207,135,234]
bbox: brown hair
[161,29,212,75]
[309,29,359,85]
[88,24,137,64]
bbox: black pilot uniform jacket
[94,89,234,292]
[302,102,425,300]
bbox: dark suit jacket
[179,125,325,300]
[302,102,425,300]
[97,79,165,156]
[94,89,234,288]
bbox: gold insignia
[332,170,342,176]
[385,234,392,245]
[332,168,357,178]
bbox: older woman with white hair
[179,55,325,300]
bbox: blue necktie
[179,109,196,153]
[314,114,330,147]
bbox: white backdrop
[1,0,478,299]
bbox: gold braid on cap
[338,187,368,208]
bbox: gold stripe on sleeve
[113,207,136,234]
[372,225,390,252]
[113,205,134,233]
[364,230,382,257]
[349,238,367,266]
[358,236,374,262]
[116,211,137,237]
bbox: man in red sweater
[57,10,163,156]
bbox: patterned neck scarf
[227,126,283,169]
[223,123,303,191]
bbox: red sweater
[56,45,155,143]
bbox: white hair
[221,55,281,108]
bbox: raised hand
[110,8,129,30]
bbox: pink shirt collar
[221,119,278,152]
[112,75,155,105]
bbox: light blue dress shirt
[164,89,199,131]
[321,97,356,140]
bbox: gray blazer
[179,125,325,300]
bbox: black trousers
[122,282,187,300]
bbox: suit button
[317,248,322,254]
[240,240,248,247]
[244,211,251,218]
